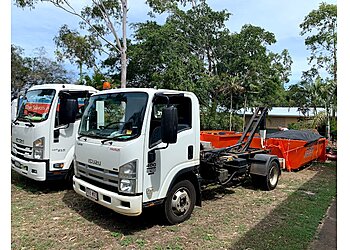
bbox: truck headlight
[33,137,45,159]
[118,161,137,194]
[119,179,136,193]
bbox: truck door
[143,95,196,202]
[49,91,91,172]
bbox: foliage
[300,3,337,83]
[82,71,116,90]
[54,24,101,83]
[288,120,314,131]
[146,0,198,13]
[127,3,291,129]
[15,0,129,87]
[200,110,242,131]
[128,2,229,95]
[218,24,291,109]
[11,45,72,96]
[11,45,31,95]
[285,83,308,107]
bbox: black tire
[164,180,196,225]
[64,164,74,184]
[251,174,263,188]
[251,160,280,191]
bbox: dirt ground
[11,164,334,249]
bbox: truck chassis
[162,107,281,224]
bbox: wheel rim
[171,188,191,216]
[269,164,279,187]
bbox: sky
[11,0,337,87]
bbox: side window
[55,91,90,127]
[149,95,192,148]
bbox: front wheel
[64,163,74,185]
[164,180,196,225]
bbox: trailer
[200,123,327,172]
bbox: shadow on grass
[61,177,249,235]
[230,163,337,250]
[62,190,165,235]
[11,170,72,194]
[201,180,240,201]
[60,177,264,235]
[61,163,334,238]
[61,179,247,235]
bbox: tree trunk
[120,0,128,88]
[120,48,127,88]
[79,62,83,84]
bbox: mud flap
[250,154,280,176]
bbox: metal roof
[237,107,327,117]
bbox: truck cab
[73,88,201,223]
[11,84,97,181]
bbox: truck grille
[76,161,119,189]
[12,142,32,158]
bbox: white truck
[72,88,281,224]
[11,84,97,181]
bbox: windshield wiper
[77,134,88,140]
[101,134,136,144]
[15,117,35,127]
[23,117,35,127]
[12,117,19,125]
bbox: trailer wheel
[164,180,196,225]
[251,160,280,191]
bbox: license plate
[86,187,98,201]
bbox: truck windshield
[17,89,56,122]
[79,92,148,141]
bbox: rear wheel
[164,180,196,225]
[251,160,280,191]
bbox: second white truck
[11,84,97,181]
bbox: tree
[11,45,30,95]
[15,0,129,88]
[11,45,72,96]
[26,47,72,86]
[300,3,337,83]
[128,3,291,129]
[146,0,198,13]
[300,3,337,139]
[54,25,101,84]
[218,25,292,109]
[128,3,229,98]
[285,83,309,108]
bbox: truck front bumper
[73,176,143,216]
[11,154,47,181]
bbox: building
[238,107,326,132]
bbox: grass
[11,162,336,249]
[232,162,337,250]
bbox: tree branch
[50,0,120,53]
[93,0,123,51]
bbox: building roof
[237,107,327,117]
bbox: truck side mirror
[59,98,78,125]
[161,106,178,144]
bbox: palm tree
[221,76,244,131]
